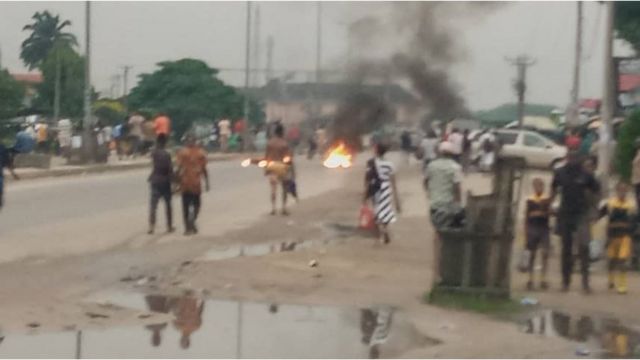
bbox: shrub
[615,110,640,180]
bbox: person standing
[447,128,464,163]
[425,142,463,285]
[524,178,551,291]
[400,130,412,164]
[0,143,19,210]
[176,134,209,235]
[363,143,401,245]
[420,130,439,180]
[264,123,293,215]
[154,112,171,138]
[550,150,601,293]
[218,118,231,152]
[148,134,175,235]
[128,112,145,157]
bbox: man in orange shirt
[176,134,209,235]
[154,112,171,138]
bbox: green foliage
[127,58,264,138]
[93,99,125,126]
[33,45,85,118]
[615,2,640,55]
[615,110,640,180]
[0,70,26,120]
[20,11,78,70]
[474,103,557,127]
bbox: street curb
[11,153,254,182]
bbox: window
[524,133,547,148]
[495,132,518,145]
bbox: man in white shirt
[447,128,464,162]
[218,119,231,152]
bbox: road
[0,157,351,264]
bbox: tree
[128,58,264,138]
[615,2,640,54]
[93,99,126,126]
[474,103,558,127]
[32,46,85,118]
[20,11,78,70]
[0,70,25,120]
[615,110,640,180]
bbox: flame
[283,156,291,164]
[258,160,268,168]
[323,143,353,169]
[241,158,252,167]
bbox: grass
[425,288,526,318]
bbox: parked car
[472,129,567,169]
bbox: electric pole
[243,1,252,151]
[506,55,536,129]
[121,65,132,98]
[315,1,323,84]
[251,5,260,87]
[598,0,615,195]
[265,36,274,83]
[83,0,93,161]
[568,1,583,128]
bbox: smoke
[331,91,391,151]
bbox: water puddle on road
[0,292,436,358]
[197,222,368,262]
[522,310,640,358]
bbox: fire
[323,143,353,169]
[258,160,268,168]
[241,158,252,167]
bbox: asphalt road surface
[0,156,351,264]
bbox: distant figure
[14,126,36,154]
[35,121,48,153]
[0,143,19,210]
[57,118,72,158]
[315,127,327,154]
[477,129,496,172]
[420,130,439,176]
[307,132,318,160]
[400,130,412,164]
[128,112,145,157]
[141,119,156,155]
[286,125,301,153]
[599,181,635,294]
[461,129,472,172]
[363,143,401,245]
[148,134,175,235]
[264,123,293,216]
[218,118,231,152]
[154,112,171,138]
[550,150,600,293]
[524,178,551,291]
[447,128,464,163]
[176,134,209,235]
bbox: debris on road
[520,297,539,306]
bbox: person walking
[0,143,19,211]
[363,142,401,245]
[154,112,171,138]
[550,150,601,293]
[148,134,175,235]
[425,141,463,285]
[420,130,439,186]
[264,123,293,215]
[400,130,412,164]
[176,134,209,235]
[128,111,145,157]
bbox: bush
[615,110,640,180]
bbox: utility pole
[506,55,536,129]
[315,1,323,84]
[121,65,132,98]
[265,36,274,83]
[568,1,583,128]
[83,0,93,161]
[54,47,61,121]
[251,5,260,87]
[598,0,615,195]
[243,1,252,151]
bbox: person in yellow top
[524,178,551,291]
[599,181,636,294]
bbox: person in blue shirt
[0,143,19,210]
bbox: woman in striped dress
[364,143,402,244]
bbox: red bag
[359,205,376,230]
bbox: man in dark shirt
[148,134,174,234]
[0,143,19,210]
[551,151,600,293]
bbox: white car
[473,129,567,169]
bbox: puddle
[0,293,436,358]
[522,310,640,358]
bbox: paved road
[0,157,351,264]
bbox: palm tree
[21,11,78,120]
[20,11,78,70]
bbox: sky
[0,1,635,112]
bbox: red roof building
[619,74,640,92]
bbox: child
[525,178,551,290]
[600,181,636,294]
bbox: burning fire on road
[323,143,353,169]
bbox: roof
[247,81,419,105]
[579,98,601,110]
[11,73,43,84]
[619,74,640,92]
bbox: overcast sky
[0,1,635,111]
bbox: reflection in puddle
[523,311,640,358]
[0,293,433,358]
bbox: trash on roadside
[26,322,40,328]
[576,347,590,356]
[309,259,319,268]
[520,297,539,306]
[85,312,109,319]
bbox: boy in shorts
[525,178,551,290]
[600,181,636,294]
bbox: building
[11,73,43,107]
[247,80,421,129]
